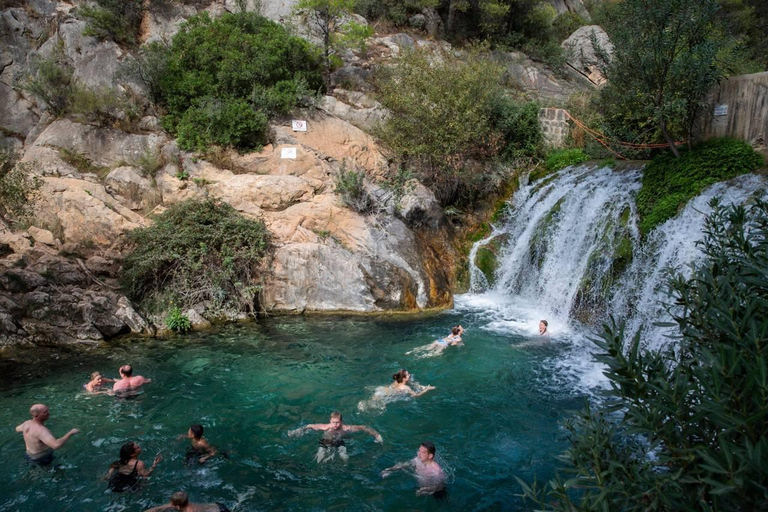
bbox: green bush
[22,51,74,116]
[522,198,768,510]
[117,41,170,104]
[120,199,270,317]
[489,97,543,160]
[165,306,192,333]
[68,85,141,129]
[354,0,439,25]
[159,12,324,151]
[545,148,588,171]
[637,138,764,235]
[335,164,373,213]
[0,147,42,221]
[550,11,588,42]
[376,46,506,204]
[78,0,143,46]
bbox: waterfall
[463,163,766,353]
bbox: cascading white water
[459,164,766,390]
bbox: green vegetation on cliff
[159,12,324,151]
[637,138,764,235]
[522,198,768,510]
[0,147,42,222]
[121,199,270,317]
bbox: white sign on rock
[281,147,297,159]
[291,120,307,132]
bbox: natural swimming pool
[0,306,589,511]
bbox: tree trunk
[661,119,680,158]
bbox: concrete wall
[539,108,570,148]
[700,72,768,158]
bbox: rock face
[0,3,461,347]
[562,25,613,86]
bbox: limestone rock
[548,0,590,19]
[27,226,56,246]
[331,66,372,91]
[497,51,587,103]
[318,93,387,132]
[105,166,153,210]
[142,2,198,44]
[20,146,82,178]
[115,297,154,336]
[32,119,167,168]
[0,82,39,139]
[562,25,613,86]
[397,182,444,229]
[185,308,211,330]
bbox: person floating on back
[180,424,217,464]
[105,441,162,493]
[15,403,79,466]
[407,325,465,357]
[113,364,152,393]
[288,410,383,463]
[144,490,230,512]
[381,441,447,497]
[84,371,115,393]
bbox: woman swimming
[105,442,162,492]
[83,372,115,393]
[358,370,435,411]
[407,325,465,357]
[389,370,436,397]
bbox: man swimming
[381,442,446,496]
[180,424,217,464]
[113,364,152,392]
[144,490,229,512]
[15,404,79,466]
[288,411,383,463]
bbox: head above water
[418,442,436,462]
[190,424,204,439]
[393,369,410,383]
[451,326,460,336]
[119,365,133,377]
[119,441,139,464]
[539,320,548,334]
[170,491,189,507]
[329,411,343,429]
[30,404,49,421]
[90,371,102,381]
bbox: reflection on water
[0,313,587,511]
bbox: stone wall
[700,72,768,159]
[539,108,571,148]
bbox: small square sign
[292,120,307,132]
[281,147,297,159]
[714,104,728,116]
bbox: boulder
[0,83,39,139]
[104,166,153,210]
[318,93,387,132]
[330,66,372,91]
[496,51,587,103]
[185,308,211,330]
[562,25,613,86]
[115,297,154,336]
[27,226,56,246]
[397,182,445,229]
[142,2,198,44]
[20,146,82,178]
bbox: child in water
[84,372,115,393]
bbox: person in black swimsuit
[288,411,383,463]
[106,441,162,492]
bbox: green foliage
[545,148,588,171]
[118,41,170,104]
[78,0,143,46]
[489,97,543,160]
[159,12,324,152]
[335,164,373,213]
[550,11,587,42]
[120,199,270,316]
[376,46,506,204]
[524,198,768,510]
[637,138,763,235]
[354,0,439,25]
[58,148,108,176]
[22,49,74,116]
[68,85,141,129]
[600,0,730,155]
[165,306,192,333]
[716,0,768,72]
[0,147,43,221]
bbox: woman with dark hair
[390,370,435,397]
[106,441,162,492]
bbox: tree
[520,198,768,510]
[600,0,727,156]
[294,0,373,86]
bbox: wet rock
[185,309,211,330]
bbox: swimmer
[389,370,435,397]
[179,424,217,464]
[539,319,549,336]
[113,364,152,393]
[105,441,162,493]
[145,490,230,512]
[84,371,115,393]
[15,403,79,466]
[381,441,447,496]
[288,411,383,463]
[407,325,464,357]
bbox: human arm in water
[136,454,163,477]
[287,423,329,437]
[407,385,436,397]
[381,459,415,478]
[345,425,383,443]
[35,426,80,450]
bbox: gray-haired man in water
[382,442,446,496]
[288,410,383,463]
[15,404,79,466]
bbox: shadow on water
[0,314,587,511]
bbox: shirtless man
[180,424,217,464]
[15,404,79,466]
[113,364,152,392]
[144,491,229,512]
[381,442,446,496]
[288,411,383,463]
